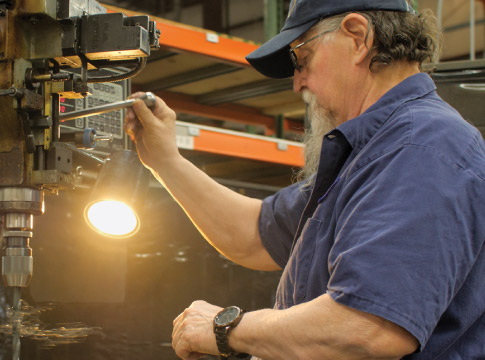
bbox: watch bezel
[214,306,243,327]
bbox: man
[125,0,485,359]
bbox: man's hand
[123,92,181,173]
[172,300,223,360]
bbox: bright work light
[84,150,150,238]
[85,200,139,237]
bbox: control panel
[60,79,130,150]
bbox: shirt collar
[336,72,437,152]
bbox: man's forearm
[229,294,418,360]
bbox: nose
[293,68,306,93]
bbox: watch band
[213,306,246,358]
[214,325,234,357]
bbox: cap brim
[246,20,318,79]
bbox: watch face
[214,306,241,327]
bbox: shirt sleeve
[327,144,485,349]
[259,182,311,268]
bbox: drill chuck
[0,187,43,288]
[2,232,33,287]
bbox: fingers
[124,92,168,140]
[131,99,155,128]
[123,91,179,172]
[124,94,143,140]
[131,94,175,130]
[127,91,146,100]
[172,301,222,359]
[172,315,193,359]
[124,108,138,140]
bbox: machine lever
[59,92,156,122]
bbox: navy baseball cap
[246,0,414,79]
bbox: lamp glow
[83,150,149,238]
[85,200,139,238]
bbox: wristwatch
[213,306,246,359]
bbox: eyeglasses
[289,30,333,72]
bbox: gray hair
[312,9,442,71]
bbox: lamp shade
[84,150,150,238]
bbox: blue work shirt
[259,73,485,358]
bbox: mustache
[302,89,316,106]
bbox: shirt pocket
[291,218,322,304]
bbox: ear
[340,13,373,66]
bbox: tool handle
[59,92,156,122]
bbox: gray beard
[297,90,337,187]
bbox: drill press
[0,0,159,358]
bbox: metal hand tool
[59,92,156,122]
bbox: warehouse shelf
[176,121,303,167]
[106,4,259,66]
